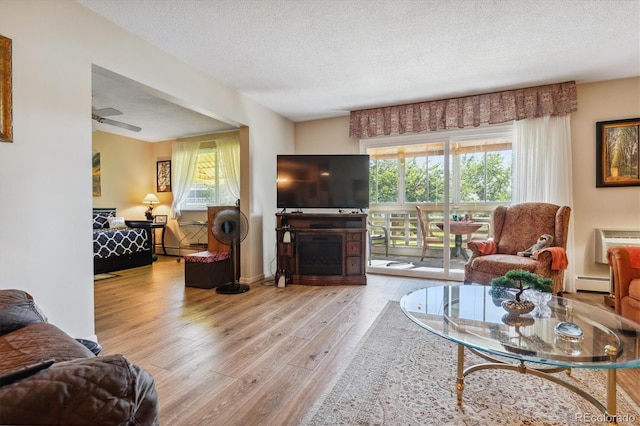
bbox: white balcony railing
[368,205,494,258]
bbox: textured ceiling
[80,0,639,140]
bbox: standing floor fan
[210,206,250,294]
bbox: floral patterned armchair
[464,202,571,294]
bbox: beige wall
[572,77,640,279]
[92,131,154,219]
[294,77,640,286]
[294,116,359,154]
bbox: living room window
[368,136,512,206]
[180,148,236,210]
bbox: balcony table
[435,221,484,260]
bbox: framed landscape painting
[596,117,640,187]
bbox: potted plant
[489,269,554,316]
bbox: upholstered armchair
[607,247,640,323]
[464,202,571,294]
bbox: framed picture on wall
[596,117,640,187]
[157,160,171,192]
[1,35,13,143]
[153,215,168,225]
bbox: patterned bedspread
[93,228,148,259]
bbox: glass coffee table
[400,285,640,424]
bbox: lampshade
[142,193,160,205]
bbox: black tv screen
[277,155,370,209]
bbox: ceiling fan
[91,107,142,133]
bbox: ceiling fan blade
[92,107,122,117]
[92,114,142,132]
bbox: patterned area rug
[302,301,640,425]
[93,273,118,281]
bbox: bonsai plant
[489,269,554,315]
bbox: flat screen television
[277,154,370,209]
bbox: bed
[92,208,153,274]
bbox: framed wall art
[157,160,171,192]
[92,151,101,196]
[0,35,12,143]
[596,117,640,187]
[153,214,168,225]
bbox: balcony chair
[464,202,571,294]
[416,206,444,262]
[607,246,640,324]
[368,221,389,265]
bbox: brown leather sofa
[0,289,159,425]
[608,247,640,324]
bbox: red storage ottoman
[184,251,232,289]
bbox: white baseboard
[575,275,609,292]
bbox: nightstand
[150,223,167,258]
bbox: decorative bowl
[501,300,535,316]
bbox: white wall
[0,0,294,337]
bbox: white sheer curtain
[513,115,576,292]
[170,140,201,218]
[216,135,240,202]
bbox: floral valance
[349,81,577,138]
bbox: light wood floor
[94,256,639,425]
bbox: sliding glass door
[364,125,512,280]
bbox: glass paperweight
[555,321,584,342]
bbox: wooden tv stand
[276,213,367,285]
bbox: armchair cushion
[629,279,640,301]
[628,247,640,268]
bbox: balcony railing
[368,204,494,258]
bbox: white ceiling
[91,66,238,142]
[81,0,639,141]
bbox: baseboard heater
[575,275,609,293]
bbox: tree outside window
[368,138,511,206]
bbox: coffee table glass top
[400,285,640,369]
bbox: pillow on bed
[92,213,112,229]
[107,216,127,229]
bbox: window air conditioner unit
[594,228,640,264]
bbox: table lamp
[142,193,160,220]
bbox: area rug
[302,301,640,425]
[93,273,118,281]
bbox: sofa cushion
[0,354,159,425]
[0,290,48,335]
[0,323,94,376]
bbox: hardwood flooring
[94,256,639,425]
